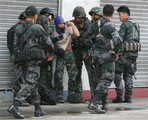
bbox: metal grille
[101,0,148,87]
[0,0,58,90]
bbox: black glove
[51,34,64,44]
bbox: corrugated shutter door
[0,0,58,90]
[101,0,148,88]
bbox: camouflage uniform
[72,7,94,99]
[88,9,122,113]
[83,7,102,96]
[113,18,140,103]
[13,21,53,105]
[36,8,54,90]
[7,5,54,119]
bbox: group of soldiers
[6,3,140,119]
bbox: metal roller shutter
[0,0,58,90]
[100,0,148,88]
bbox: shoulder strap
[98,21,112,31]
[126,20,140,30]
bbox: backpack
[38,83,57,105]
[7,23,18,54]
[127,20,140,42]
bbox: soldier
[54,16,79,103]
[71,6,91,102]
[37,7,55,93]
[87,4,122,114]
[112,6,140,103]
[83,7,103,98]
[37,7,64,105]
[7,12,32,106]
[37,7,54,35]
[7,5,54,119]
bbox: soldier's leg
[66,52,82,103]
[123,57,137,103]
[100,62,114,112]
[8,62,42,118]
[73,51,83,94]
[39,60,48,85]
[112,58,125,103]
[84,57,98,98]
[88,62,114,113]
[46,61,53,89]
[54,57,65,103]
[30,86,45,117]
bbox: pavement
[0,98,148,120]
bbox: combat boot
[58,95,64,103]
[124,99,132,103]
[101,98,108,112]
[124,96,132,103]
[87,101,106,114]
[112,96,124,103]
[7,104,24,119]
[34,104,45,117]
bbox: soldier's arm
[108,25,122,53]
[118,23,127,41]
[109,24,122,46]
[38,27,54,52]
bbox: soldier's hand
[83,52,89,60]
[109,50,119,60]
[46,52,53,61]
[115,53,119,60]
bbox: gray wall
[0,0,58,90]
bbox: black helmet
[25,5,38,17]
[18,11,26,20]
[40,7,54,19]
[72,6,86,18]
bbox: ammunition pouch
[14,48,45,63]
[93,51,116,64]
[121,42,141,51]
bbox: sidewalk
[0,98,148,120]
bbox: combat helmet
[89,7,102,16]
[40,7,54,19]
[72,6,86,18]
[25,5,38,17]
